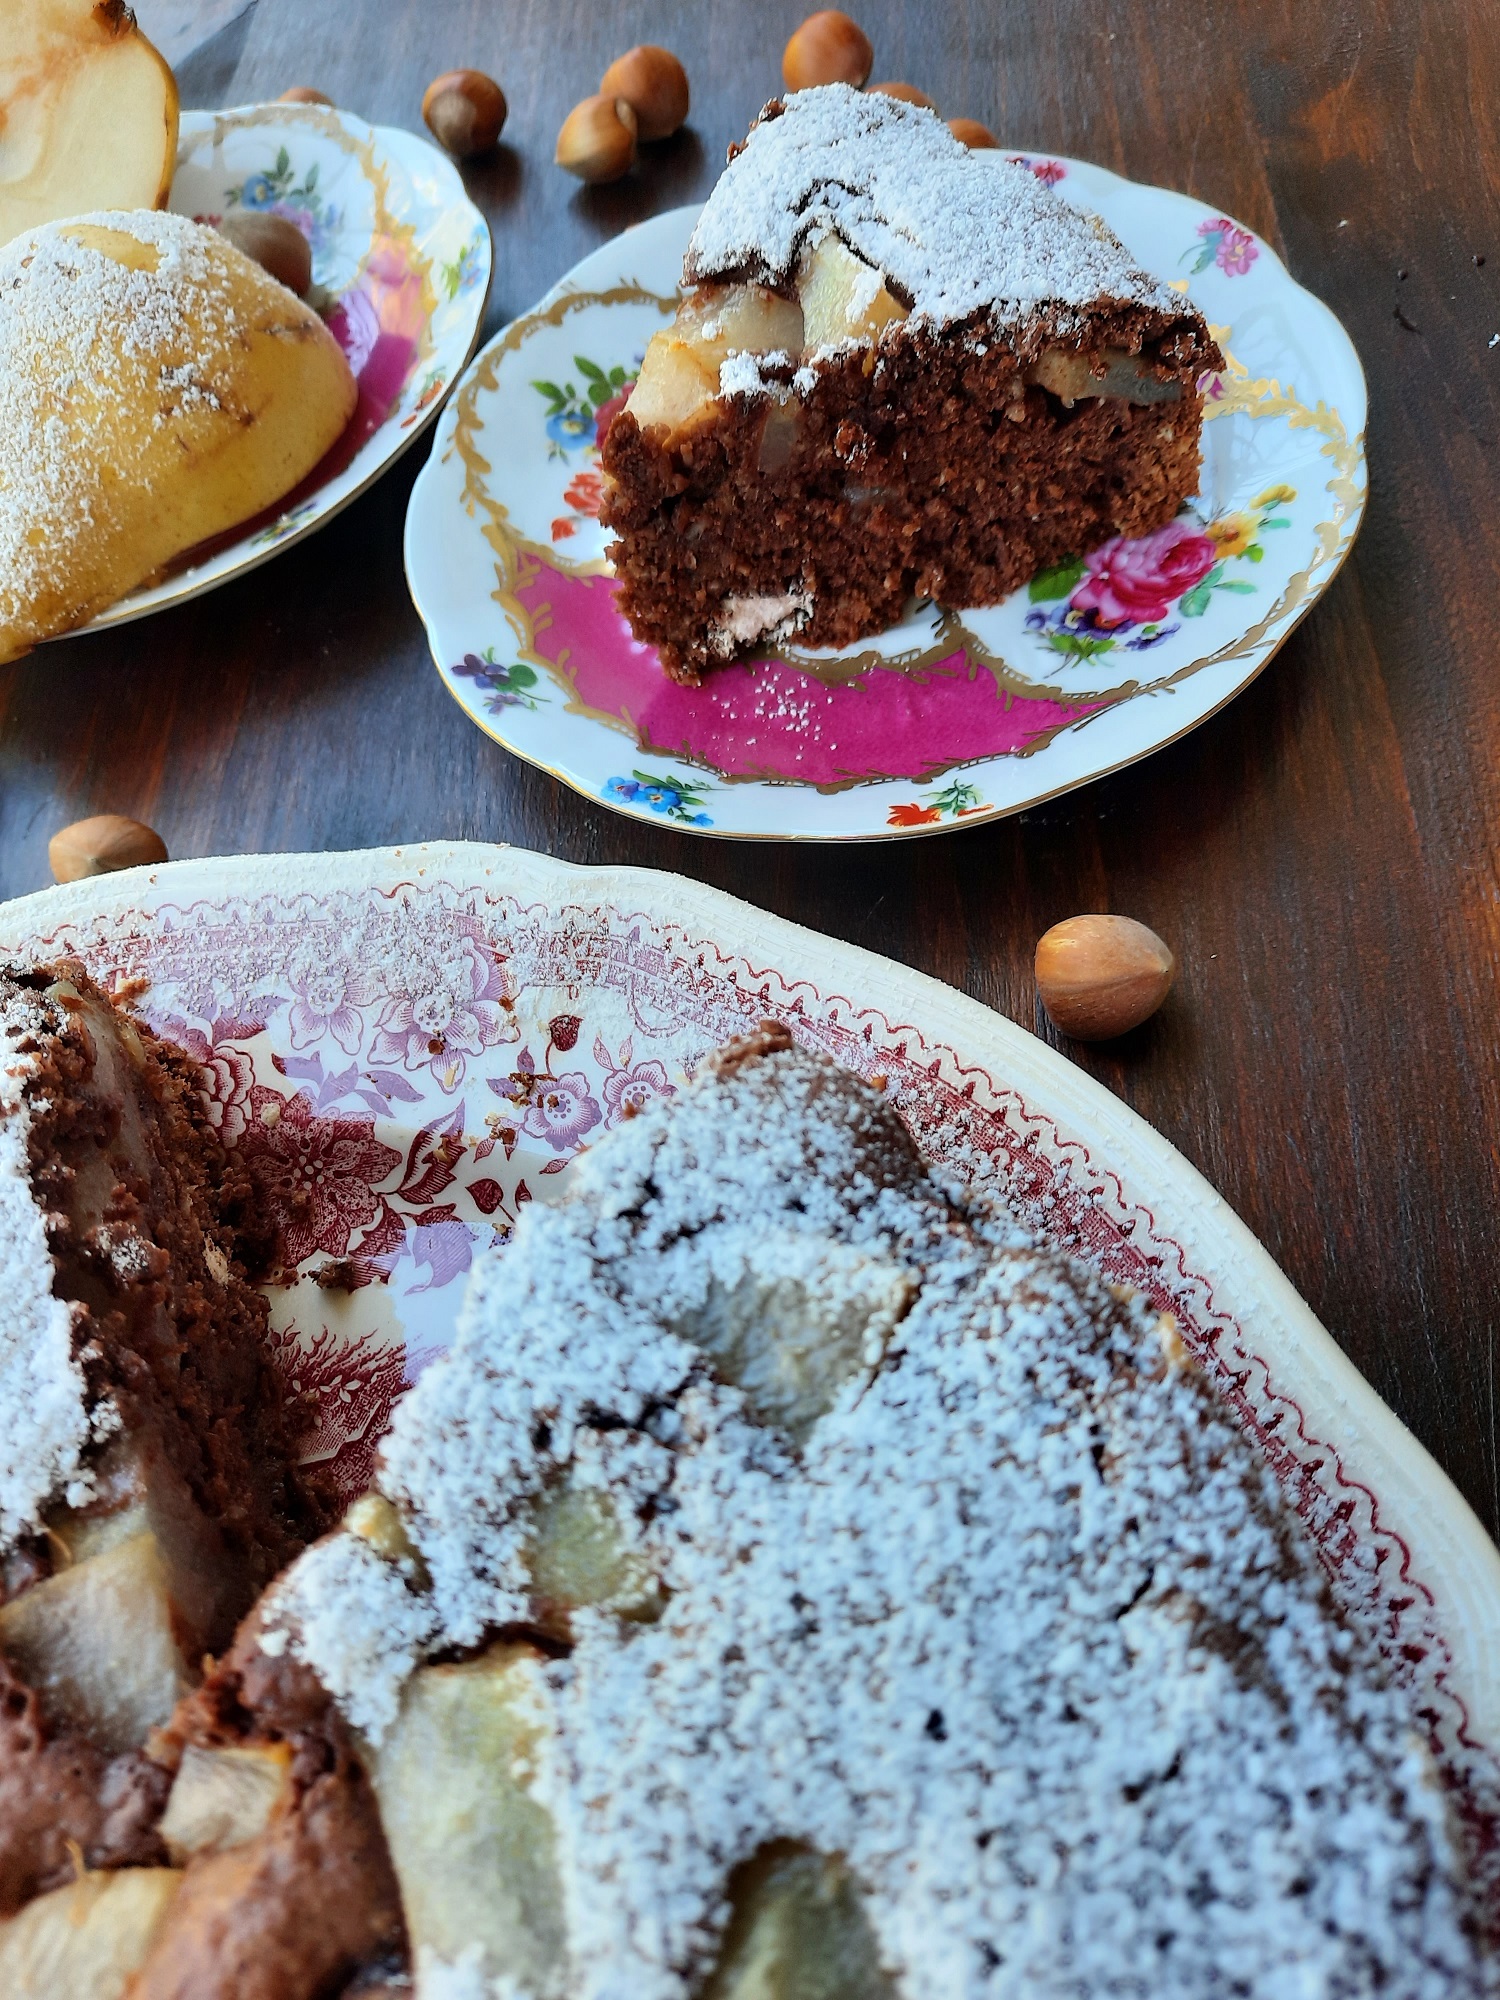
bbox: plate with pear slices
[84,100,492,631]
[0,1,490,644]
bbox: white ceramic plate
[1,840,1495,1908]
[76,103,490,635]
[406,158,1365,840]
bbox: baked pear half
[0,0,178,251]
[0,210,358,663]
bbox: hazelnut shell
[49,816,169,884]
[869,81,936,109]
[599,45,689,143]
[1034,915,1176,1041]
[422,69,508,158]
[782,10,874,90]
[216,211,312,296]
[555,93,639,183]
[278,86,333,105]
[948,115,1000,149]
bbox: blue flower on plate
[546,408,595,448]
[440,237,486,300]
[604,772,713,827]
[238,172,282,210]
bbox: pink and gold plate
[405,161,1365,840]
[1,841,1496,1917]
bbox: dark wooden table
[3,0,1496,1530]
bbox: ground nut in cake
[240,1025,1486,1999]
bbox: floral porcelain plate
[1,841,1497,1912]
[406,160,1365,839]
[77,103,490,636]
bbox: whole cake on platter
[0,1021,1471,1997]
[600,86,1221,682]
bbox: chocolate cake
[0,964,329,1970]
[600,87,1222,682]
[155,1028,1481,1998]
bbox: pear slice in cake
[0,1869,183,2000]
[0,209,358,664]
[0,0,178,251]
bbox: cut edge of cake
[601,87,1222,681]
[0,960,331,1921]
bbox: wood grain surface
[3,1,1497,1529]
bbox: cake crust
[682,88,1186,332]
[133,1607,406,2000]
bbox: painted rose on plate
[1023,489,1295,669]
[1073,520,1220,628]
[553,468,605,542]
[286,952,374,1054]
[490,1056,603,1152]
[165,1019,260,1144]
[372,936,517,1090]
[595,1033,676,1126]
[1183,216,1259,277]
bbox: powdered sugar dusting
[718,349,793,397]
[0,210,244,649]
[685,87,1182,336]
[277,1041,1483,1996]
[265,1531,437,1740]
[0,977,105,1547]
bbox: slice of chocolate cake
[0,962,328,1948]
[600,86,1222,682]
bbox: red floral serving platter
[2,843,1495,1916]
[405,160,1366,840]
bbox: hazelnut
[422,68,507,158]
[278,86,333,106]
[1034,915,1175,1042]
[948,115,1000,149]
[869,81,936,109]
[216,211,312,296]
[599,45,689,143]
[555,93,638,183]
[782,10,873,90]
[49,816,168,885]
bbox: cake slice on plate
[600,85,1221,681]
